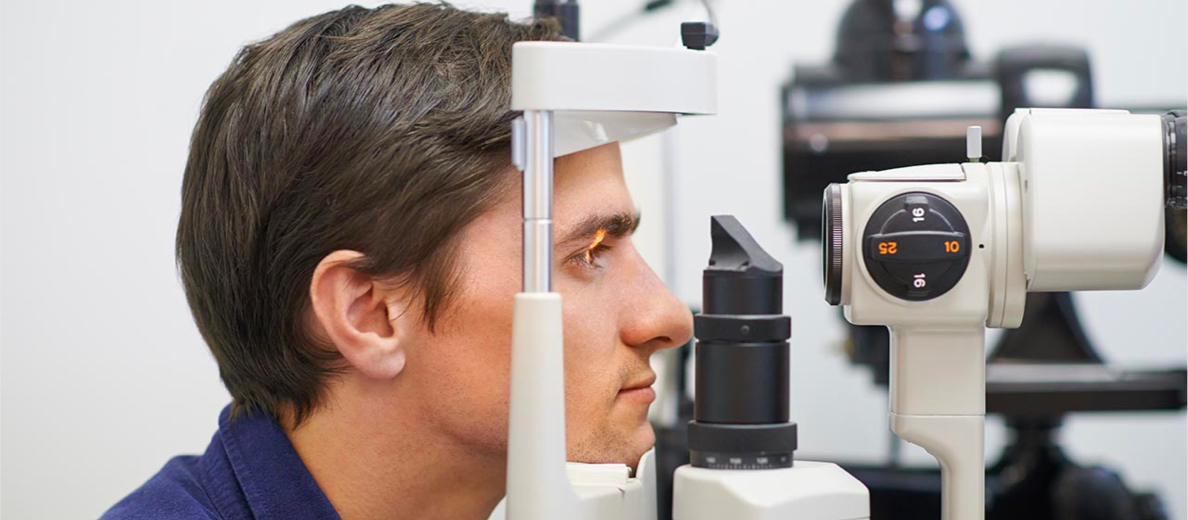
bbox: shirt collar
[218,406,342,520]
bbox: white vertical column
[521,110,554,294]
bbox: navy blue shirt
[100,406,342,520]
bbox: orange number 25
[878,242,898,255]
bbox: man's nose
[619,249,694,353]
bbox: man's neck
[285,377,505,520]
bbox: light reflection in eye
[583,228,609,264]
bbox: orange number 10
[945,241,960,253]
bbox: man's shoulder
[99,455,226,520]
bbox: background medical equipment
[821,108,1187,520]
[778,1,1187,517]
[647,0,1186,517]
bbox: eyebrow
[556,211,642,248]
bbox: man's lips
[620,372,657,393]
[618,372,657,402]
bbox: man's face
[398,142,692,467]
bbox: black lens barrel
[689,216,798,470]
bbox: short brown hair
[176,3,563,424]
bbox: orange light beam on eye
[584,228,608,263]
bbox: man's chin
[621,422,656,471]
[568,421,656,470]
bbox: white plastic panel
[848,163,966,182]
[511,42,716,115]
[1012,109,1165,291]
[554,111,676,157]
[674,461,869,520]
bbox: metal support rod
[522,110,555,293]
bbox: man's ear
[309,250,414,380]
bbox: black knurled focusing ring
[689,450,794,470]
[687,421,798,456]
[823,184,845,305]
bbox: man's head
[178,3,692,467]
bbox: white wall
[1,1,1184,519]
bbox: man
[101,4,692,520]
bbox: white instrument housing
[1006,109,1165,291]
[674,462,869,520]
[831,108,1168,520]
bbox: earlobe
[309,250,410,380]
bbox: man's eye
[572,244,612,269]
[568,228,611,270]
